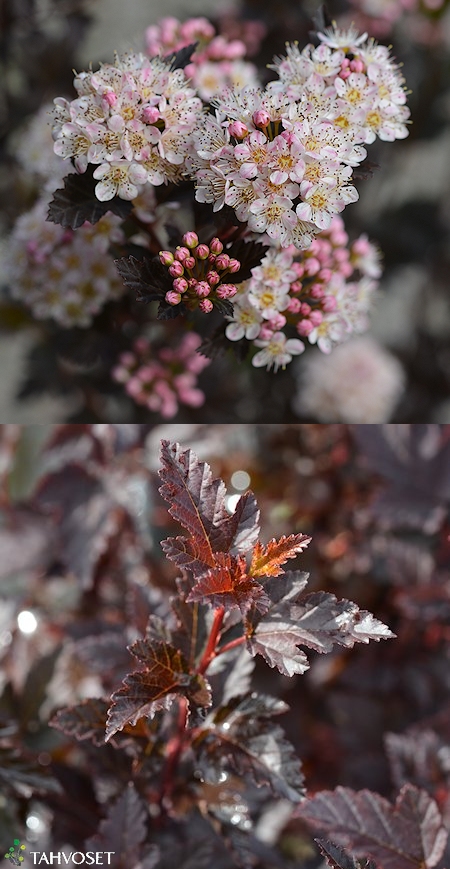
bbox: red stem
[196,605,226,675]
[159,696,188,808]
[158,606,226,810]
[217,635,246,656]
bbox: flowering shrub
[0,3,423,421]
[1,423,449,868]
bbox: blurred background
[1,0,450,422]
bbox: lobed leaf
[159,442,260,586]
[50,698,111,747]
[316,840,378,869]
[246,585,394,677]
[85,783,154,868]
[187,553,270,616]
[47,168,132,229]
[114,255,173,303]
[250,533,311,577]
[296,784,448,869]
[193,693,304,803]
[105,641,211,742]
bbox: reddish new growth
[159,231,241,313]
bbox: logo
[5,842,26,866]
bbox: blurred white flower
[293,335,405,421]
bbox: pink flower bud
[215,283,237,299]
[341,58,350,68]
[340,70,351,80]
[174,246,190,262]
[258,325,274,340]
[165,290,181,305]
[292,262,304,278]
[228,120,249,138]
[195,243,210,260]
[199,298,214,313]
[184,256,196,269]
[142,106,161,123]
[304,257,321,276]
[310,283,325,299]
[206,270,220,286]
[319,268,332,282]
[228,258,241,273]
[215,253,230,270]
[290,281,303,294]
[173,277,188,293]
[253,109,270,127]
[196,281,211,298]
[188,278,198,289]
[309,309,323,326]
[351,59,365,73]
[159,250,174,266]
[297,319,314,337]
[322,295,337,312]
[268,313,286,329]
[209,237,223,254]
[182,231,199,249]
[169,262,184,277]
[300,302,311,315]
[104,91,117,107]
[286,297,301,313]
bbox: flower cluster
[145,16,260,101]
[225,215,382,368]
[293,335,405,421]
[14,103,71,191]
[51,51,204,200]
[112,332,210,417]
[188,24,409,248]
[2,199,125,326]
[159,231,241,313]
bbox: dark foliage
[47,169,133,229]
[0,424,449,869]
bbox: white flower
[317,25,368,52]
[252,331,305,370]
[308,313,348,353]
[93,160,147,200]
[251,249,297,289]
[225,297,263,340]
[248,193,297,242]
[293,336,405,422]
[248,282,291,318]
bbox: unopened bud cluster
[159,232,241,313]
[112,332,210,417]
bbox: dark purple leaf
[165,42,198,70]
[34,464,120,589]
[114,255,172,303]
[225,238,268,282]
[316,840,379,869]
[50,699,110,747]
[85,783,155,869]
[0,506,57,579]
[193,693,305,802]
[296,784,448,869]
[47,168,132,229]
[105,641,211,742]
[352,424,450,533]
[246,586,395,677]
